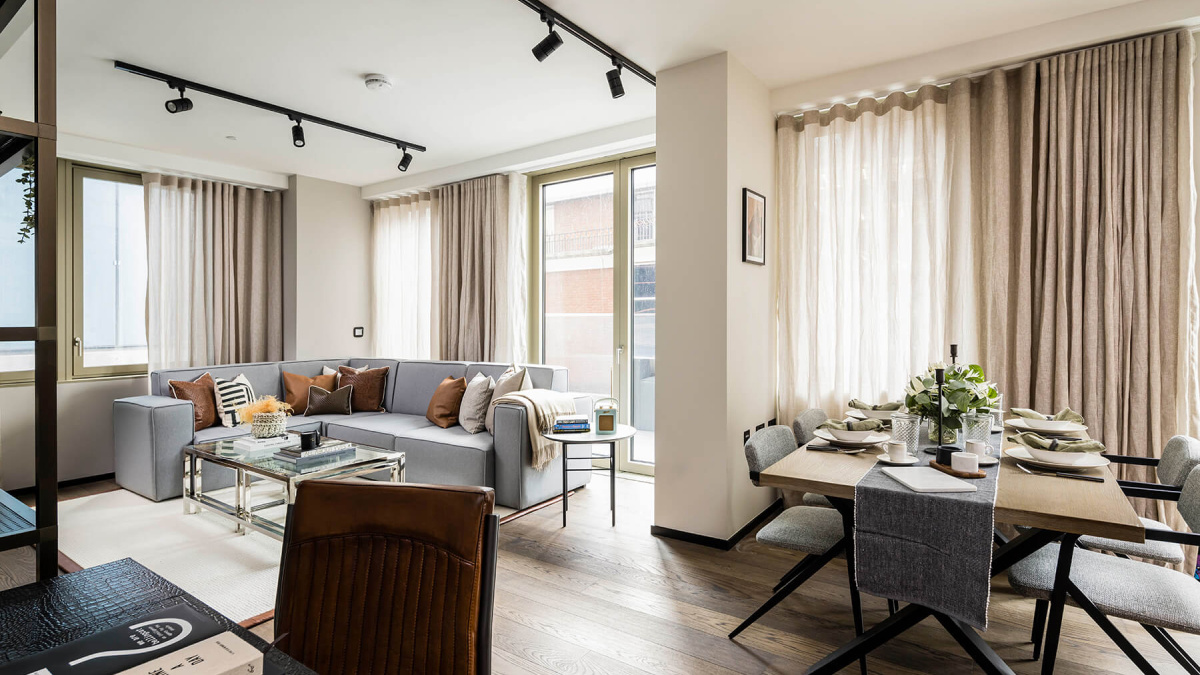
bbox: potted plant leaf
[903,363,999,445]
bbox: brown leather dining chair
[274,480,499,675]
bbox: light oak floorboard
[7,476,1200,673]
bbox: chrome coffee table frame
[183,438,404,541]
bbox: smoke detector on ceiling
[364,74,392,91]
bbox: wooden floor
[4,475,1199,673]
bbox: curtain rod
[778,26,1192,118]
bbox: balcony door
[531,153,656,475]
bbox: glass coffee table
[182,437,404,540]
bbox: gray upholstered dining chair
[1009,464,1200,674]
[734,425,867,674]
[1074,435,1200,565]
[792,409,835,507]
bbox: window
[69,165,148,378]
[0,136,36,382]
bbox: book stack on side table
[552,414,591,434]
[273,439,355,469]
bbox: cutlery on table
[1014,462,1104,482]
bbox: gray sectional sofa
[112,358,591,509]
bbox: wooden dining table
[756,431,1145,675]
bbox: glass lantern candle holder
[890,413,921,458]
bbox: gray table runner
[853,432,1001,630]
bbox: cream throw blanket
[491,390,578,470]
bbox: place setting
[811,417,889,454]
[1001,406,1110,479]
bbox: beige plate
[1006,418,1088,434]
[813,429,889,448]
[1005,446,1110,471]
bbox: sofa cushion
[153,362,283,400]
[427,377,467,428]
[466,362,567,391]
[348,359,401,410]
[306,385,354,416]
[325,413,434,451]
[389,361,468,415]
[339,365,390,412]
[282,371,338,414]
[393,424,495,489]
[169,372,219,431]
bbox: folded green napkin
[848,399,902,411]
[819,418,885,432]
[1010,407,1085,424]
[1007,432,1104,453]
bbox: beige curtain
[144,174,283,369]
[964,31,1194,499]
[432,173,527,362]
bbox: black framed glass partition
[0,0,58,580]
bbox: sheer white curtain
[776,87,974,422]
[371,194,433,359]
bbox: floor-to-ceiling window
[532,152,655,475]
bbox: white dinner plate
[976,454,1000,466]
[1006,418,1088,434]
[1006,446,1110,471]
[874,452,919,466]
[813,429,889,448]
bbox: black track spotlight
[398,146,413,172]
[606,60,625,99]
[291,118,305,148]
[532,14,563,62]
[164,84,193,113]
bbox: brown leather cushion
[305,385,353,416]
[168,372,218,431]
[426,376,467,428]
[283,371,337,414]
[337,365,389,412]
[277,481,495,675]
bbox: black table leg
[610,441,616,526]
[935,613,1015,675]
[1040,534,1079,675]
[562,446,568,527]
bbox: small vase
[252,411,287,438]
[927,418,958,446]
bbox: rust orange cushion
[168,372,218,431]
[426,376,467,428]
[282,371,338,414]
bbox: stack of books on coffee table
[273,439,355,469]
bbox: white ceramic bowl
[856,408,903,420]
[828,429,874,443]
[1022,418,1073,432]
[1028,448,1092,465]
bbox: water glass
[961,412,993,452]
[988,393,1005,430]
[890,413,921,458]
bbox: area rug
[58,488,522,623]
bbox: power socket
[743,429,751,444]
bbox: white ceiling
[57,0,1142,187]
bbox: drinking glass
[961,412,993,453]
[889,413,921,458]
[988,393,1005,430]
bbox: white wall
[0,376,150,490]
[282,175,373,359]
[655,52,777,540]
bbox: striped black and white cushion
[213,374,256,427]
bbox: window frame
[64,162,148,381]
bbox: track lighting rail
[113,60,427,154]
[512,0,655,87]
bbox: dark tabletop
[0,557,313,675]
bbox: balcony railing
[545,222,656,259]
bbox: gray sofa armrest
[492,402,590,510]
[113,395,194,502]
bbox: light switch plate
[353,326,364,338]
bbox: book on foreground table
[0,603,223,675]
[882,467,978,493]
[116,632,262,675]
